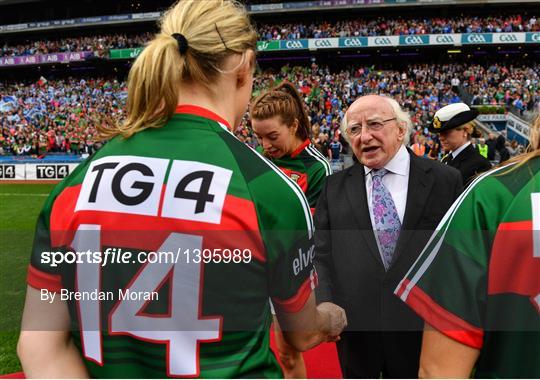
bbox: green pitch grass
[0,183,56,375]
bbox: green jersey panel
[396,158,540,378]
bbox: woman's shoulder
[297,144,332,176]
[465,158,540,205]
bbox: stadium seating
[1,14,537,57]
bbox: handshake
[276,296,347,352]
[317,301,348,343]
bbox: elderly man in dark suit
[314,95,462,378]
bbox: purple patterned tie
[371,168,401,270]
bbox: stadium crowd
[1,14,538,57]
[1,62,536,159]
[258,14,538,40]
[0,78,125,156]
[467,64,540,112]
[1,32,153,58]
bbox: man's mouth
[362,146,380,153]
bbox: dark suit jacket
[444,144,491,186]
[314,151,462,333]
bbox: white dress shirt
[364,145,410,226]
[450,141,471,160]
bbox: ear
[236,50,255,88]
[397,121,407,141]
[290,118,299,134]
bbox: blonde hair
[251,82,312,141]
[101,0,257,139]
[498,115,540,174]
[459,122,482,139]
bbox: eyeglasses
[346,117,397,137]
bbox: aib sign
[399,35,429,45]
[256,40,279,51]
[129,48,143,58]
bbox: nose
[262,138,273,150]
[358,128,373,143]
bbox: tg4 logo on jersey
[76,155,232,224]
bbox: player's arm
[274,292,346,352]
[18,286,89,378]
[419,323,479,379]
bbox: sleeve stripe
[271,272,317,313]
[305,145,332,176]
[307,145,332,175]
[396,162,516,300]
[313,146,333,174]
[27,264,63,292]
[398,279,484,349]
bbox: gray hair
[340,95,413,145]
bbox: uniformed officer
[429,103,491,186]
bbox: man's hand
[317,302,347,341]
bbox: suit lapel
[345,163,383,266]
[392,153,434,267]
[451,144,473,169]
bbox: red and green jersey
[395,157,540,378]
[27,105,317,378]
[259,140,332,210]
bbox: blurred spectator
[411,134,426,156]
[477,137,489,158]
[497,134,511,163]
[486,132,497,160]
[328,134,342,160]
